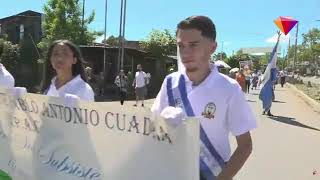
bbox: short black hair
[176,16,216,41]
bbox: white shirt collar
[180,63,218,86]
[51,74,83,91]
[0,64,4,75]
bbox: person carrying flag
[259,31,281,116]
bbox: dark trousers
[246,79,250,93]
[280,77,285,87]
[119,89,127,105]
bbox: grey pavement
[124,84,320,180]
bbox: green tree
[250,55,262,71]
[0,39,20,74]
[301,28,320,64]
[225,53,252,69]
[102,35,120,46]
[41,0,101,45]
[225,55,239,69]
[212,52,227,61]
[140,29,176,86]
[302,28,320,47]
[140,29,176,58]
[17,38,41,89]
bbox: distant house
[80,44,176,99]
[123,40,144,51]
[0,10,44,91]
[0,10,43,44]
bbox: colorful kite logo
[274,16,298,35]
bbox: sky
[0,0,319,56]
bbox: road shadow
[274,89,287,92]
[247,99,256,103]
[272,100,286,103]
[268,115,320,132]
[250,93,260,96]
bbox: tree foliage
[140,29,176,58]
[41,0,102,45]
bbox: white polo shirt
[151,64,257,162]
[0,63,15,88]
[135,71,147,88]
[46,75,94,101]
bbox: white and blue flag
[259,33,281,112]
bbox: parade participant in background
[260,32,281,116]
[41,40,94,102]
[236,69,246,92]
[280,70,286,87]
[251,71,259,90]
[132,64,147,107]
[114,69,128,105]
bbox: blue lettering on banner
[40,151,101,179]
[0,129,7,139]
[8,159,16,171]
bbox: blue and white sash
[166,75,226,180]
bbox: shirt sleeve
[114,76,120,87]
[151,77,169,118]
[78,84,95,102]
[226,84,257,136]
[8,75,15,88]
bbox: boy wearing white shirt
[0,63,14,88]
[132,64,147,107]
[151,16,256,180]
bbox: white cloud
[95,35,105,43]
[266,33,291,44]
[95,35,111,43]
[223,41,232,46]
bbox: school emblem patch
[201,102,216,119]
[174,98,183,108]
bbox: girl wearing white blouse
[41,40,94,102]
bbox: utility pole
[293,22,299,70]
[82,0,85,43]
[117,0,124,72]
[120,0,127,70]
[103,0,108,95]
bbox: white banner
[0,88,199,180]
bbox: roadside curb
[286,83,320,113]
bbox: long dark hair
[40,40,88,93]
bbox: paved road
[234,85,320,180]
[125,84,320,180]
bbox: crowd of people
[229,69,287,93]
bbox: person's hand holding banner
[160,106,185,128]
[13,87,27,98]
[63,93,80,107]
[0,89,199,180]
